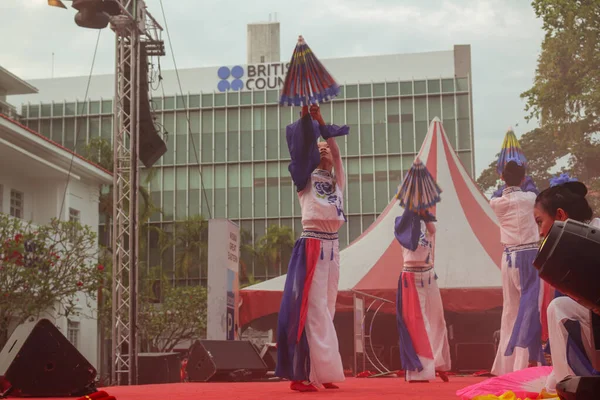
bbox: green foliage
[255,225,294,277]
[479,1,600,212]
[0,213,104,347]
[522,0,600,141]
[240,273,262,289]
[477,128,569,193]
[155,215,208,279]
[138,278,207,352]
[83,137,114,173]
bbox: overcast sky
[2,0,544,176]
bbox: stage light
[72,0,121,30]
[48,0,67,9]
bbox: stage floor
[34,376,486,400]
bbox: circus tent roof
[240,118,504,326]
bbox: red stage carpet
[24,376,486,400]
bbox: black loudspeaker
[260,343,277,371]
[0,319,96,397]
[556,376,600,400]
[138,352,181,385]
[187,340,268,382]
[453,342,496,372]
[533,219,600,315]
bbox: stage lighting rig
[46,0,166,386]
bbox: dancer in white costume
[532,176,600,392]
[275,105,348,392]
[490,159,545,376]
[395,207,451,382]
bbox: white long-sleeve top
[490,187,539,246]
[299,169,346,233]
[402,220,436,267]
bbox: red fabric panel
[240,287,503,327]
[402,273,434,359]
[297,238,320,341]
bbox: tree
[138,275,207,352]
[518,0,600,205]
[155,215,208,279]
[522,0,600,143]
[240,274,262,289]
[0,213,104,348]
[83,137,161,249]
[479,1,600,210]
[477,127,569,194]
[83,137,113,172]
[255,225,294,277]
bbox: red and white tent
[240,118,503,327]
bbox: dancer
[275,104,348,392]
[533,175,600,392]
[490,159,545,376]
[394,161,451,383]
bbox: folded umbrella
[280,35,340,107]
[396,158,442,212]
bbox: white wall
[9,49,457,104]
[0,173,102,368]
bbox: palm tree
[256,224,294,278]
[156,215,208,280]
[85,138,161,251]
[240,273,262,289]
[239,228,257,279]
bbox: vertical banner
[207,219,240,340]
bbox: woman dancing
[394,160,451,383]
[275,104,349,392]
[490,158,545,376]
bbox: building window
[67,319,80,349]
[69,208,80,242]
[69,208,80,222]
[10,190,23,219]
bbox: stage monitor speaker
[453,342,496,373]
[0,318,96,397]
[138,352,181,385]
[556,376,600,400]
[260,343,277,371]
[533,219,600,315]
[187,340,268,382]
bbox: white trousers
[305,239,345,386]
[492,257,529,375]
[404,270,452,381]
[544,296,593,391]
[491,252,544,376]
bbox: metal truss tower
[110,0,164,385]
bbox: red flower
[14,234,23,243]
[97,265,105,271]
[77,281,83,287]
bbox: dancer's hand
[309,104,325,126]
[301,105,309,118]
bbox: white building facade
[0,69,111,368]
[9,45,475,286]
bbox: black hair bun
[562,181,588,197]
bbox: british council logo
[217,66,244,92]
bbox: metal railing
[352,289,396,376]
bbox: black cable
[158,0,212,219]
[58,29,102,221]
